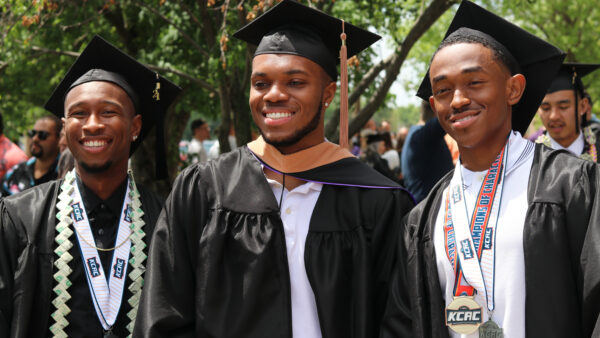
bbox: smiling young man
[1,115,61,197]
[536,63,600,162]
[381,1,600,338]
[0,36,180,337]
[134,1,414,338]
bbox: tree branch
[133,1,209,57]
[326,0,457,142]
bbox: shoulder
[529,143,598,203]
[1,180,61,237]
[404,170,452,236]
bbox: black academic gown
[134,146,415,338]
[380,144,600,338]
[0,179,163,338]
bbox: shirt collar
[262,165,323,194]
[75,174,128,216]
[549,132,584,155]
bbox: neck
[555,132,580,148]
[459,132,510,172]
[75,161,128,200]
[33,153,58,179]
[275,137,324,155]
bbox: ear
[322,81,337,108]
[506,74,526,106]
[580,96,591,117]
[132,114,142,140]
[429,96,438,114]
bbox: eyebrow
[432,66,485,83]
[67,100,123,110]
[251,69,310,77]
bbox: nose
[263,82,289,102]
[548,106,561,121]
[450,88,471,110]
[82,112,105,133]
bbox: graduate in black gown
[134,1,415,338]
[536,63,600,162]
[0,36,180,337]
[382,1,600,337]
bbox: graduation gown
[0,179,163,338]
[134,145,415,338]
[381,144,600,338]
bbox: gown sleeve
[0,201,28,336]
[133,167,206,337]
[577,163,600,337]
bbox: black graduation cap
[416,0,566,134]
[547,63,600,96]
[547,62,600,132]
[44,35,181,178]
[233,0,381,80]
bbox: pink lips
[449,111,480,129]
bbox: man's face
[250,54,336,153]
[429,43,519,149]
[63,81,141,174]
[30,119,59,159]
[194,123,210,141]
[538,89,584,147]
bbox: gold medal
[445,296,483,335]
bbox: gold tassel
[339,20,349,149]
[153,73,161,101]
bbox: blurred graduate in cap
[134,1,414,337]
[382,1,600,337]
[0,35,181,338]
[536,63,600,162]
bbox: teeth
[83,140,107,147]
[266,112,293,119]
[456,115,474,122]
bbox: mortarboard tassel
[572,68,580,134]
[339,20,349,149]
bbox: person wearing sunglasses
[0,114,61,197]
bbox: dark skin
[429,43,526,171]
[250,54,336,190]
[63,81,141,200]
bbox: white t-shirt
[382,149,400,171]
[267,176,323,338]
[433,132,534,338]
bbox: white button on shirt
[266,176,323,338]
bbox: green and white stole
[50,169,147,338]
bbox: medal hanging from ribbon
[70,179,133,331]
[443,142,507,336]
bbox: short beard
[261,102,322,148]
[79,160,113,174]
[30,143,43,158]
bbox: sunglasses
[27,129,50,140]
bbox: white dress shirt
[267,176,323,338]
[549,132,584,155]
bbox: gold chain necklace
[72,225,133,252]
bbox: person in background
[0,111,28,180]
[1,115,61,197]
[207,123,237,160]
[187,118,210,164]
[401,100,453,203]
[536,63,600,162]
[380,132,400,173]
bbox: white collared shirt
[549,132,584,155]
[266,176,323,338]
[434,131,534,338]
